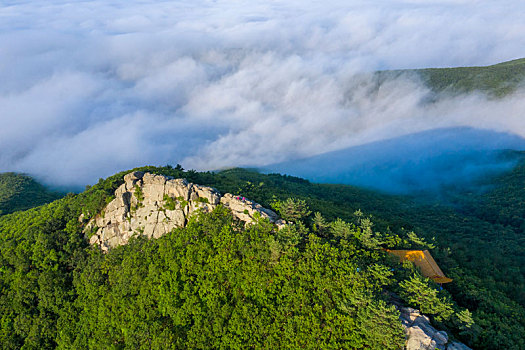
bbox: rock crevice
[86,171,284,251]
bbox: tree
[275,198,311,223]
[398,274,454,322]
[407,231,435,249]
[312,212,329,237]
[330,218,355,240]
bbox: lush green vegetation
[376,57,525,97]
[1,165,476,349]
[2,156,525,349]
[185,158,525,349]
[0,173,63,216]
[59,208,411,349]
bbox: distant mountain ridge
[377,57,525,97]
[0,172,63,215]
[264,57,525,194]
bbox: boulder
[447,342,472,350]
[397,305,470,350]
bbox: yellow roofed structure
[386,249,453,283]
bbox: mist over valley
[1,1,525,349]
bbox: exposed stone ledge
[398,306,472,350]
[85,171,285,251]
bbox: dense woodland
[0,173,63,216]
[0,165,486,349]
[197,158,525,349]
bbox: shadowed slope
[0,172,63,215]
[265,127,525,194]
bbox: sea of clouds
[1,0,525,188]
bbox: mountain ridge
[377,57,525,97]
[0,172,63,215]
[0,164,480,349]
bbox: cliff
[86,171,285,251]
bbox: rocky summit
[86,171,285,251]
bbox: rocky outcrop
[86,171,285,251]
[447,342,472,350]
[220,193,281,223]
[398,306,471,350]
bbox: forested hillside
[1,158,525,348]
[208,163,525,349]
[418,58,525,97]
[376,57,525,97]
[183,158,525,349]
[0,173,63,216]
[0,166,475,349]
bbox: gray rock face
[86,172,284,251]
[398,306,471,350]
[220,193,284,225]
[447,342,472,350]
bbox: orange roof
[386,249,453,283]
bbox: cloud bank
[1,0,525,188]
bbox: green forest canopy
[0,166,474,349]
[1,156,525,348]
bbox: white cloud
[0,0,524,187]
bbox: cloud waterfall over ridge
[1,0,525,187]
